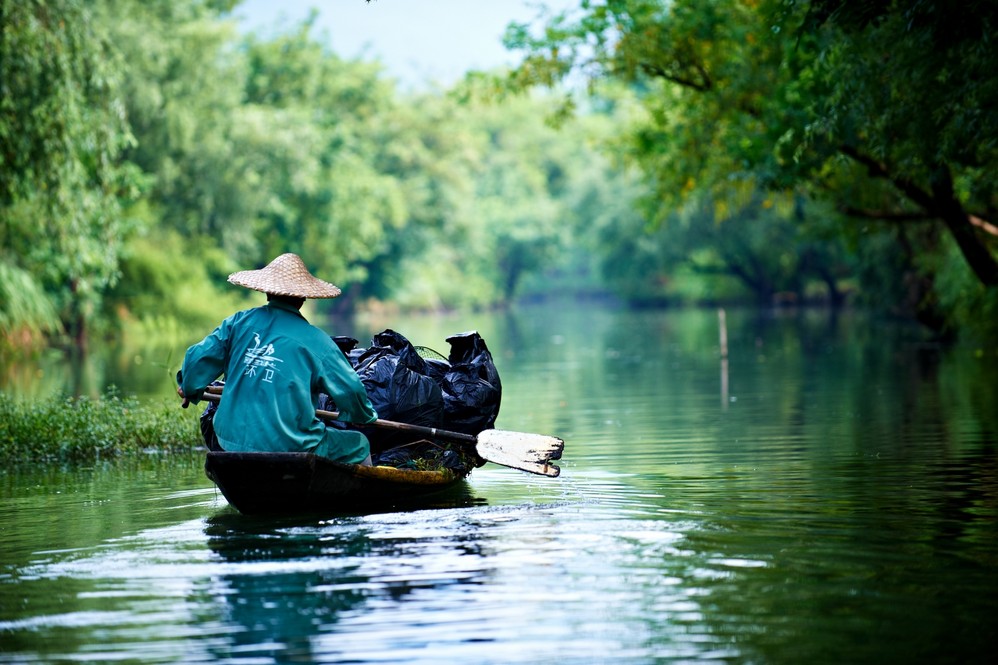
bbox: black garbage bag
[345,330,444,451]
[198,381,224,451]
[439,331,502,434]
[319,336,365,417]
[322,329,503,450]
[332,335,365,366]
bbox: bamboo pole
[719,308,729,410]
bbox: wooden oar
[198,387,563,477]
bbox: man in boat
[176,253,379,465]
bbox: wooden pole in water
[719,308,729,410]
[718,308,728,359]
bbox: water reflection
[202,503,511,663]
[203,514,374,662]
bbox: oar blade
[475,429,565,477]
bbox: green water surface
[2,304,996,663]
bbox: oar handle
[199,389,477,445]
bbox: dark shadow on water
[200,481,492,662]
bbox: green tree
[796,0,998,335]
[97,0,258,255]
[501,0,998,334]
[84,0,272,335]
[797,0,998,286]
[240,22,409,301]
[99,3,412,326]
[1,0,135,350]
[365,87,594,310]
[465,96,572,303]
[353,90,481,307]
[671,191,854,305]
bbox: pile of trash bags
[200,329,502,469]
[324,329,502,454]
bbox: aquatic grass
[0,390,204,465]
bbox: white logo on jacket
[243,333,283,382]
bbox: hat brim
[227,254,342,299]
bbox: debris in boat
[371,438,477,473]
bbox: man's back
[181,300,375,464]
[178,253,377,465]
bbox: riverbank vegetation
[0,391,203,465]
[2,0,996,356]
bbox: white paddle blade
[475,429,565,477]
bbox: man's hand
[177,386,190,409]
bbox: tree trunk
[840,147,998,288]
[930,170,998,287]
[68,278,88,354]
[820,269,845,307]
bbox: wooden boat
[196,331,563,516]
[204,450,471,515]
[199,389,562,515]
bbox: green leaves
[0,260,60,352]
[1,0,134,345]
[0,390,203,464]
[499,0,998,334]
[10,0,993,348]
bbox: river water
[2,303,996,663]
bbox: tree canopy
[3,0,997,355]
[1,0,136,348]
[1,0,613,352]
[501,0,998,335]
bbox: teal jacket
[177,300,377,464]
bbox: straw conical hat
[227,253,342,299]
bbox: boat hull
[204,451,468,515]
